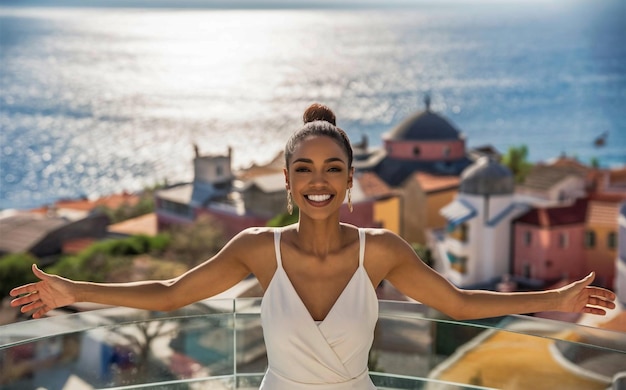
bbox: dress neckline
[271,229,365,323]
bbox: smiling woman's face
[286,135,353,219]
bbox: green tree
[267,207,299,227]
[164,215,226,267]
[501,145,533,183]
[0,253,39,297]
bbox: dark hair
[285,121,353,170]
[303,103,336,125]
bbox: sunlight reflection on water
[0,4,624,209]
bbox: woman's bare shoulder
[361,227,404,243]
[230,226,278,247]
[361,228,413,257]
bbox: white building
[433,157,529,288]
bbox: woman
[10,104,616,389]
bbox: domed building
[356,96,474,244]
[360,96,473,187]
[383,95,467,165]
[433,157,529,287]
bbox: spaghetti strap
[358,228,365,267]
[274,229,283,268]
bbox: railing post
[233,298,237,388]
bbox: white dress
[259,228,379,389]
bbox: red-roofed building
[512,198,589,283]
[30,192,141,214]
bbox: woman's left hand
[557,272,617,315]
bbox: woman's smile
[305,194,334,206]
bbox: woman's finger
[10,289,38,307]
[21,299,42,314]
[9,283,39,298]
[583,306,606,315]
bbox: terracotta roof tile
[516,198,588,227]
[43,193,141,212]
[413,172,460,193]
[108,213,158,236]
[355,172,393,198]
[587,200,620,226]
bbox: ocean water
[1,1,625,210]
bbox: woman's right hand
[9,264,76,319]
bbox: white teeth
[307,194,331,202]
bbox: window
[585,231,596,248]
[161,200,191,217]
[523,231,532,247]
[608,232,617,249]
[413,146,421,156]
[216,164,224,177]
[559,232,569,249]
[449,223,468,242]
[447,252,467,274]
[443,145,451,158]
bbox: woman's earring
[348,188,353,213]
[287,190,293,215]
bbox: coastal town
[1,101,625,389]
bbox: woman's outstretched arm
[374,230,617,320]
[9,228,266,318]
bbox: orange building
[584,194,623,289]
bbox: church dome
[385,96,462,141]
[460,156,514,195]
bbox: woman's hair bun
[303,103,336,125]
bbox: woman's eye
[328,167,342,172]
[295,167,310,172]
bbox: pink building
[513,198,588,282]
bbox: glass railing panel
[0,299,238,349]
[374,300,626,390]
[1,298,625,390]
[1,300,239,389]
[234,298,266,388]
[378,300,626,354]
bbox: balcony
[1,299,625,389]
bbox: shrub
[47,234,171,282]
[0,253,39,297]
